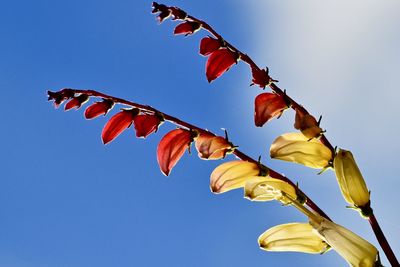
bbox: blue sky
[1,0,399,266]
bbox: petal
[133,114,162,138]
[244,176,297,204]
[270,132,333,169]
[258,223,328,254]
[254,93,288,127]
[195,132,232,160]
[294,108,322,139]
[101,109,138,144]
[84,100,114,120]
[210,160,260,193]
[205,48,238,83]
[333,149,370,207]
[199,37,221,56]
[173,21,201,35]
[157,129,193,176]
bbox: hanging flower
[199,37,221,56]
[333,149,370,209]
[294,108,322,139]
[258,223,329,254]
[254,92,288,127]
[205,48,239,83]
[270,132,333,169]
[173,21,201,36]
[84,99,114,120]
[195,132,232,160]
[102,108,139,144]
[210,160,261,193]
[310,218,378,267]
[244,176,297,205]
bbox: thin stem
[55,88,331,222]
[369,213,400,267]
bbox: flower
[210,160,261,193]
[294,108,322,139]
[333,149,370,209]
[244,176,297,205]
[258,223,329,254]
[311,218,378,267]
[270,132,333,169]
[254,92,288,127]
[194,132,232,160]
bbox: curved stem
[368,213,400,267]
[52,88,331,222]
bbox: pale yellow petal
[270,132,332,169]
[210,160,260,193]
[244,176,297,205]
[258,223,328,254]
[333,149,370,207]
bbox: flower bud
[270,132,333,169]
[333,149,370,208]
[244,176,297,205]
[311,218,378,267]
[258,223,329,254]
[294,108,322,139]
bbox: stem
[369,213,400,267]
[54,88,331,222]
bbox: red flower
[205,48,238,83]
[157,128,194,176]
[102,109,139,144]
[169,7,187,20]
[199,37,221,56]
[251,67,276,88]
[254,93,288,127]
[195,132,232,160]
[47,89,74,108]
[294,108,322,139]
[133,114,162,138]
[84,99,114,120]
[174,21,201,36]
[152,2,171,23]
[64,94,89,111]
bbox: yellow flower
[210,160,261,193]
[258,223,329,254]
[244,176,297,205]
[270,132,333,169]
[333,149,370,208]
[311,218,378,267]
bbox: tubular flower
[294,108,322,139]
[333,149,370,208]
[210,160,261,194]
[244,176,297,205]
[311,218,378,267]
[258,223,329,254]
[270,132,333,169]
[195,132,232,160]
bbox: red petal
[85,100,114,120]
[254,93,288,127]
[173,21,201,36]
[64,94,89,111]
[133,114,161,138]
[199,37,221,56]
[102,109,138,144]
[195,133,232,160]
[251,67,272,88]
[205,48,238,83]
[157,129,192,176]
[64,98,80,111]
